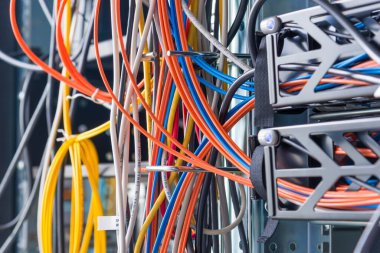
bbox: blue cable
[146,83,176,253]
[192,56,255,90]
[152,172,187,253]
[197,75,248,100]
[167,1,250,170]
[152,86,252,252]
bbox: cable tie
[66,89,111,110]
[91,88,100,101]
[56,129,75,142]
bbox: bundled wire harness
[0,0,380,252]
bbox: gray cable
[0,149,44,253]
[216,176,232,253]
[19,71,34,189]
[0,85,48,199]
[172,175,196,253]
[0,50,42,72]
[45,4,57,132]
[313,0,380,64]
[0,71,34,231]
[202,183,246,235]
[181,0,251,72]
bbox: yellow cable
[41,3,108,251]
[138,9,153,162]
[188,0,199,49]
[41,122,109,253]
[80,140,107,253]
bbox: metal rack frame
[265,0,380,107]
[263,117,380,220]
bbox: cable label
[97,216,120,231]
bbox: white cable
[38,0,53,25]
[118,0,155,230]
[181,0,251,72]
[131,0,156,73]
[124,93,142,249]
[129,0,143,65]
[160,152,172,202]
[118,0,143,243]
[110,1,126,252]
[172,175,196,253]
[202,183,246,235]
[121,0,154,247]
[37,84,64,252]
[161,171,172,201]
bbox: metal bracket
[265,0,380,107]
[264,117,380,221]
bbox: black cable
[226,0,248,46]
[205,0,213,37]
[322,29,353,40]
[247,0,266,67]
[125,0,135,58]
[196,69,255,252]
[151,23,160,111]
[195,173,212,253]
[312,0,380,64]
[210,176,219,253]
[212,0,220,45]
[284,23,355,40]
[229,180,249,253]
[217,70,255,253]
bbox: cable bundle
[1,0,380,252]
[2,0,254,252]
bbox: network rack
[263,0,380,107]
[262,117,380,220]
[257,0,380,221]
[1,0,380,252]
